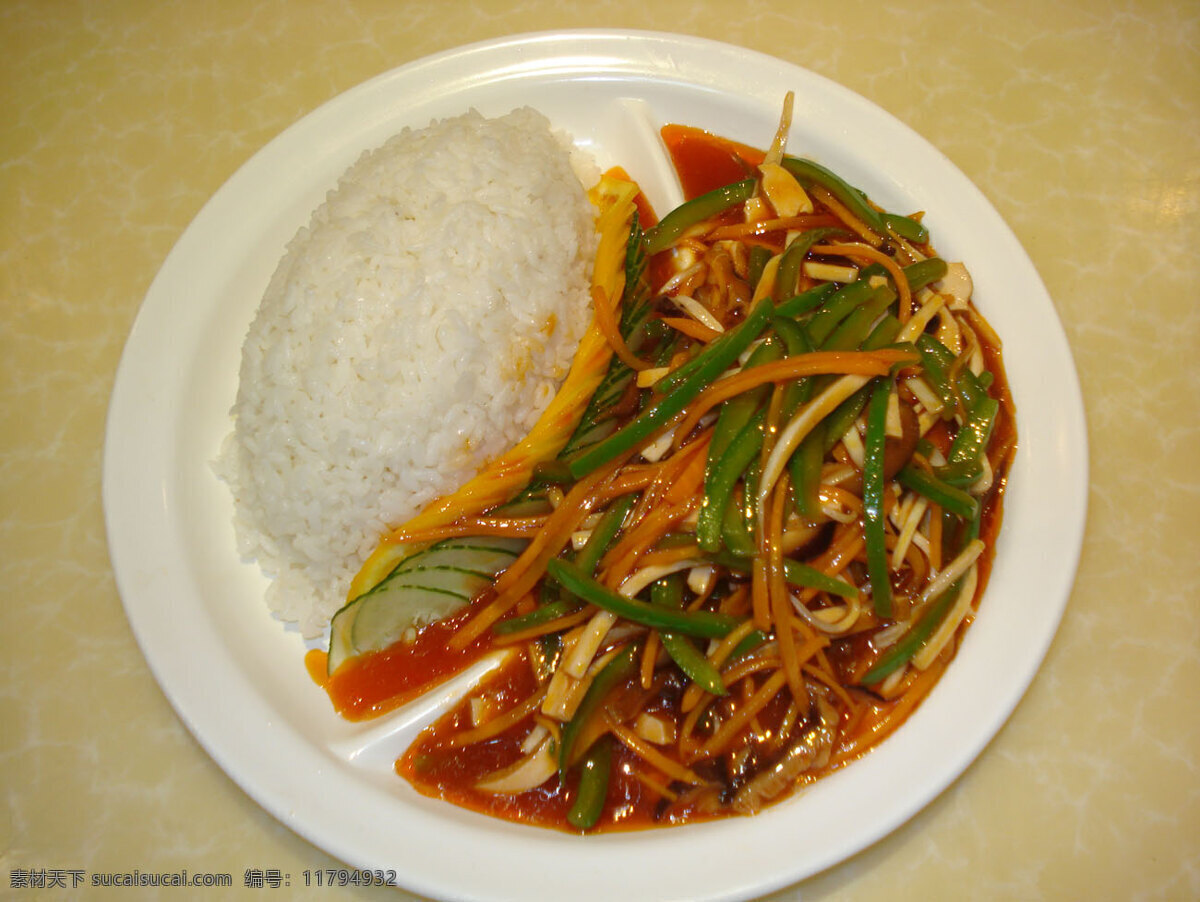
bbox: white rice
[217,108,598,636]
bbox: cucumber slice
[386,537,528,582]
[327,599,361,675]
[327,535,526,675]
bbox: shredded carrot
[718,653,783,687]
[677,698,706,762]
[698,669,789,758]
[636,543,704,570]
[819,484,863,516]
[592,284,651,371]
[830,657,947,766]
[601,437,709,588]
[710,618,759,667]
[663,436,711,505]
[809,184,881,247]
[635,431,710,519]
[789,628,830,672]
[811,243,913,324]
[450,460,622,650]
[767,477,806,704]
[602,498,698,591]
[761,382,787,465]
[491,607,594,646]
[605,713,709,785]
[717,582,752,617]
[444,686,548,748]
[679,618,761,715]
[593,467,659,503]
[792,524,864,607]
[901,538,929,593]
[631,769,678,802]
[660,315,721,343]
[802,657,856,711]
[674,349,917,442]
[744,676,767,744]
[751,557,771,632]
[640,630,660,689]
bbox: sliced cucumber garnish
[327,536,526,675]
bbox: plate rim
[103,27,1088,902]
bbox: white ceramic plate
[104,30,1087,902]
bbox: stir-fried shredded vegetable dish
[317,100,1016,832]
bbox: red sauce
[398,654,760,832]
[313,123,1018,832]
[660,124,764,199]
[304,649,329,687]
[398,655,578,828]
[324,608,495,720]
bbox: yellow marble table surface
[3,1,1197,899]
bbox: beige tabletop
[3,1,1197,899]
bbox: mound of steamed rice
[218,107,598,637]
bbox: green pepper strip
[821,385,872,453]
[864,313,902,349]
[916,334,987,411]
[546,559,741,639]
[932,458,984,487]
[649,571,683,606]
[720,493,757,556]
[884,212,929,244]
[493,599,577,635]
[895,464,979,520]
[862,378,893,618]
[781,157,889,237]
[903,257,948,292]
[707,338,781,464]
[727,628,770,663]
[748,245,772,290]
[913,338,957,412]
[948,396,999,465]
[575,494,637,576]
[706,550,858,600]
[652,576,727,697]
[768,317,823,518]
[696,333,777,549]
[804,268,886,347]
[821,285,897,351]
[529,632,562,683]
[644,178,757,256]
[532,460,575,485]
[566,735,612,830]
[557,643,639,778]
[725,458,763,552]
[774,228,842,301]
[770,314,812,356]
[698,409,766,552]
[781,294,905,521]
[861,578,965,684]
[568,298,775,478]
[653,295,776,396]
[789,423,826,520]
[775,282,837,319]
[770,316,816,417]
